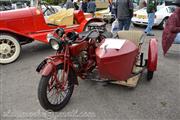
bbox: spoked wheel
[38,64,75,111]
[0,34,21,64]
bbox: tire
[159,18,168,30]
[0,33,21,64]
[38,64,75,111]
[147,70,154,81]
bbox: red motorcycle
[36,23,158,111]
[36,23,112,111]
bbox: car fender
[147,38,158,71]
[0,28,32,38]
[77,18,103,32]
[0,28,33,43]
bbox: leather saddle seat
[78,31,99,39]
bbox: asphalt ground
[0,25,180,120]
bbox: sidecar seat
[117,30,144,47]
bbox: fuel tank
[96,38,139,81]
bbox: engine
[72,51,89,70]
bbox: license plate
[138,15,146,19]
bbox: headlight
[50,39,59,50]
[47,33,53,42]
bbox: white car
[132,5,176,29]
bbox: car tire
[159,18,168,30]
[0,33,21,64]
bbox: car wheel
[159,18,168,29]
[0,34,21,64]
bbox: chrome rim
[47,69,69,105]
[0,39,16,59]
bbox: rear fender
[147,38,158,71]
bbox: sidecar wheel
[38,64,75,111]
[147,71,154,81]
[0,34,21,64]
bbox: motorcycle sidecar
[96,30,158,87]
[96,39,139,81]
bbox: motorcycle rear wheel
[38,64,75,111]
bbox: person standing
[115,0,133,30]
[139,0,147,9]
[87,0,96,16]
[162,0,180,55]
[65,0,75,9]
[81,0,87,12]
[73,0,79,10]
[111,0,117,18]
[144,0,157,36]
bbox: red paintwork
[96,40,139,81]
[0,7,101,44]
[41,63,54,76]
[147,38,158,71]
[69,41,88,56]
[74,10,86,24]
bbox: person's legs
[145,13,155,35]
[124,17,131,30]
[118,20,124,30]
[174,33,180,44]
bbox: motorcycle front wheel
[38,64,75,111]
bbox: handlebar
[81,29,101,41]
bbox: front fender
[38,59,79,85]
[39,59,64,76]
[147,38,158,71]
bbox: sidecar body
[96,31,158,86]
